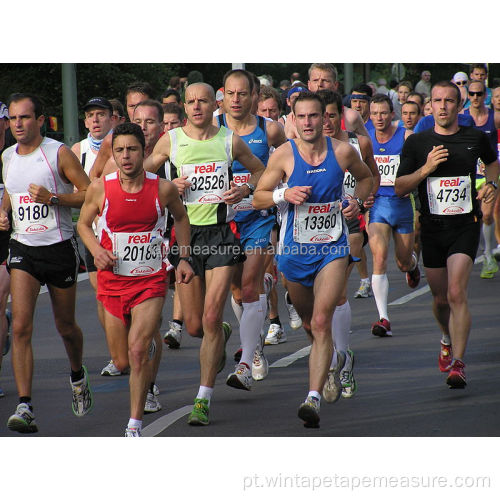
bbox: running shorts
[369,195,414,234]
[237,215,274,251]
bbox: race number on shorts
[113,230,163,276]
[427,176,472,215]
[293,201,343,244]
[181,161,229,204]
[10,192,57,234]
[375,154,400,187]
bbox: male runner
[1,93,92,433]
[368,94,420,337]
[396,80,499,388]
[144,82,265,425]
[253,91,372,427]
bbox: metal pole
[61,63,79,147]
[232,63,245,70]
[343,63,353,94]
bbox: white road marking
[269,345,311,368]
[388,285,430,306]
[142,405,193,436]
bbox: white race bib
[112,231,163,276]
[232,172,254,211]
[181,161,229,204]
[427,176,472,215]
[293,201,343,244]
[343,171,356,198]
[10,192,57,234]
[375,154,400,187]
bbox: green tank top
[169,126,234,226]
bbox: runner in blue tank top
[216,69,287,391]
[367,94,420,339]
[253,92,373,428]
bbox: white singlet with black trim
[79,138,97,177]
[2,137,74,246]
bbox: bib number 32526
[181,161,229,204]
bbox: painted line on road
[142,405,193,436]
[389,285,430,306]
[270,345,311,368]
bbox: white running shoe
[125,426,141,437]
[163,321,182,349]
[7,403,38,433]
[284,291,302,330]
[226,363,253,391]
[71,366,93,417]
[341,349,357,398]
[265,323,287,345]
[322,351,346,403]
[101,360,128,376]
[298,395,320,427]
[144,391,162,413]
[354,280,372,298]
[252,348,269,381]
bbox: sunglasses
[469,91,484,97]
[455,81,467,86]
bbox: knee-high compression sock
[231,295,243,324]
[372,273,389,321]
[240,301,263,367]
[483,222,494,258]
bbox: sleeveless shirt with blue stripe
[369,126,406,198]
[278,137,347,264]
[219,114,270,223]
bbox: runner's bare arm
[0,195,11,231]
[144,133,171,174]
[89,134,112,180]
[266,120,288,149]
[359,135,381,205]
[345,108,369,137]
[478,159,500,203]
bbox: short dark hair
[223,69,255,94]
[316,89,343,114]
[133,99,164,122]
[258,86,282,111]
[112,122,145,152]
[162,102,184,120]
[292,91,325,114]
[8,93,44,118]
[161,88,182,104]
[407,91,423,105]
[370,93,394,112]
[431,81,461,104]
[470,63,488,75]
[397,81,413,91]
[351,83,373,97]
[109,98,125,118]
[125,81,155,100]
[402,100,421,115]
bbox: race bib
[343,171,356,198]
[293,201,343,244]
[113,230,163,276]
[427,176,472,215]
[10,192,57,234]
[181,161,229,204]
[375,154,400,187]
[232,172,254,212]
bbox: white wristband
[272,188,287,205]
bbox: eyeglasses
[469,91,484,97]
[455,81,467,86]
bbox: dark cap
[83,97,113,112]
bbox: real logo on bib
[439,178,464,187]
[194,163,221,174]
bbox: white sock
[332,301,351,355]
[361,277,370,284]
[263,273,273,296]
[196,386,213,403]
[483,222,494,258]
[372,273,389,321]
[231,295,243,324]
[240,301,263,367]
[441,333,451,345]
[307,390,321,401]
[259,293,268,343]
[410,252,417,271]
[128,418,142,430]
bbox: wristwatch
[242,182,255,195]
[49,194,60,206]
[179,256,193,265]
[355,197,364,211]
[486,181,498,190]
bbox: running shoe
[71,365,93,417]
[297,395,320,428]
[265,323,287,345]
[233,347,242,363]
[226,362,253,390]
[285,291,302,330]
[371,318,392,337]
[341,349,357,398]
[446,359,467,389]
[125,426,141,437]
[438,341,453,373]
[480,256,498,279]
[144,391,162,413]
[187,398,210,426]
[3,309,11,356]
[492,245,500,260]
[322,351,346,403]
[217,322,232,374]
[101,360,129,376]
[163,321,182,349]
[7,403,38,433]
[354,280,372,298]
[406,257,421,288]
[153,383,159,396]
[252,347,269,381]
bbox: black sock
[149,382,155,394]
[71,367,84,383]
[20,396,32,408]
[173,319,183,327]
[270,316,281,326]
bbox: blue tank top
[464,108,497,155]
[279,137,346,263]
[219,114,270,223]
[369,126,406,198]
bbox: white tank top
[79,138,97,177]
[3,137,75,246]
